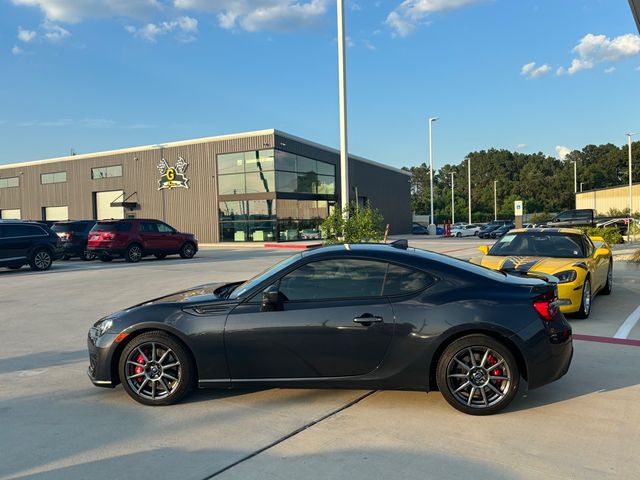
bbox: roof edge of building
[274,130,411,177]
[0,129,277,171]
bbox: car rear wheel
[29,249,53,271]
[119,331,193,406]
[575,277,592,319]
[601,262,612,295]
[125,244,143,263]
[179,242,196,259]
[436,334,520,415]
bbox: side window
[139,222,158,233]
[278,259,388,301]
[583,236,595,257]
[156,223,175,233]
[383,264,434,296]
[3,225,46,237]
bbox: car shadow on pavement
[0,350,86,374]
[5,447,516,480]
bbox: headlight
[554,270,577,284]
[94,318,113,336]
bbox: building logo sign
[157,157,189,190]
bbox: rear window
[91,222,132,233]
[53,222,91,233]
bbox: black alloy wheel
[179,242,196,259]
[119,331,192,406]
[29,249,53,271]
[125,244,143,263]
[601,262,612,295]
[436,334,520,415]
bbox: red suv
[87,219,198,263]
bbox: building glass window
[0,177,19,188]
[219,201,248,221]
[218,174,247,195]
[275,150,297,171]
[220,221,277,242]
[91,165,122,179]
[244,150,275,173]
[248,200,276,220]
[245,171,275,194]
[217,152,245,175]
[275,171,298,192]
[41,172,67,184]
[296,156,317,174]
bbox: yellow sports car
[470,228,612,318]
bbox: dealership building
[0,129,411,243]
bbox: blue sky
[1,0,639,169]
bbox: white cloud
[520,62,551,79]
[386,0,485,37]
[42,21,70,42]
[557,33,640,75]
[126,16,198,42]
[346,36,355,48]
[18,27,37,42]
[556,145,571,160]
[11,45,24,55]
[10,0,162,23]
[515,143,527,150]
[174,0,329,32]
[362,39,376,51]
[604,66,616,74]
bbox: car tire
[125,244,143,263]
[154,254,167,260]
[436,334,520,415]
[601,262,612,295]
[99,255,113,263]
[575,276,592,319]
[119,331,193,406]
[456,232,462,238]
[29,248,53,271]
[179,242,196,259]
[82,250,97,261]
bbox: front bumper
[557,282,584,314]
[87,328,119,388]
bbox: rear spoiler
[501,269,559,284]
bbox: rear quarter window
[383,264,434,295]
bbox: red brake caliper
[135,354,145,383]
[487,354,502,384]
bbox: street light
[467,157,472,224]
[451,172,455,225]
[428,117,439,233]
[580,182,587,193]
[337,0,349,214]
[626,132,637,242]
[493,180,498,221]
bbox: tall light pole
[467,157,472,224]
[337,0,349,214]
[451,172,455,225]
[428,117,439,233]
[571,160,577,208]
[493,180,498,221]
[627,133,637,242]
[580,182,586,193]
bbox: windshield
[229,253,302,299]
[489,233,586,258]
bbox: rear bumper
[88,247,126,257]
[60,242,85,256]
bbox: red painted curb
[573,334,640,347]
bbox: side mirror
[594,248,609,259]
[478,245,490,255]
[261,284,282,312]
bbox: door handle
[353,314,383,325]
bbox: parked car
[490,224,516,239]
[300,229,321,240]
[87,219,198,263]
[0,220,64,271]
[451,224,481,237]
[543,209,630,234]
[88,242,573,415]
[52,220,97,260]
[471,228,612,318]
[478,224,501,239]
[412,223,429,235]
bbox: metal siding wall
[0,133,275,243]
[576,184,640,215]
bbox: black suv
[52,220,97,260]
[0,220,64,271]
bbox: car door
[156,222,182,253]
[138,221,162,252]
[0,224,35,264]
[224,258,395,380]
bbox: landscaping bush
[321,202,384,245]
[581,227,623,245]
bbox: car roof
[509,228,583,234]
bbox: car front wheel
[179,242,196,259]
[436,334,520,415]
[575,277,592,319]
[119,331,193,406]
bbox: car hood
[470,255,585,274]
[132,282,241,307]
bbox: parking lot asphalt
[1,239,639,479]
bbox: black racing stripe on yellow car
[499,257,543,273]
[572,262,588,271]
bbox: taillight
[533,290,559,321]
[103,232,114,240]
